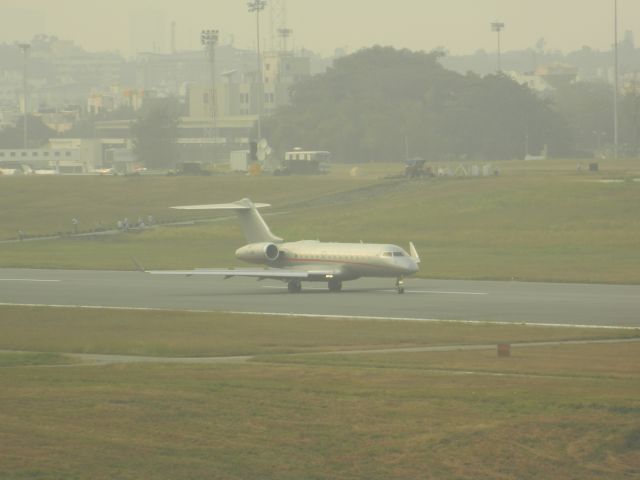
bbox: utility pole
[491,21,505,73]
[248,0,267,140]
[614,0,620,160]
[201,29,219,163]
[18,43,30,149]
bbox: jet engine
[235,242,281,263]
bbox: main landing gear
[396,277,405,294]
[287,280,302,293]
[286,279,343,293]
[328,278,343,292]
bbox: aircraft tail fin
[172,198,283,244]
[409,241,421,263]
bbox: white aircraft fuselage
[236,240,419,281]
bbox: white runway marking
[0,279,60,283]
[231,311,638,330]
[262,285,329,291]
[0,303,636,330]
[379,289,488,296]
[262,286,488,295]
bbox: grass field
[1,305,637,357]
[2,160,638,478]
[0,306,638,479]
[1,159,639,283]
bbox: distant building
[50,51,123,88]
[87,87,145,115]
[535,63,578,89]
[0,71,22,109]
[188,50,311,118]
[0,139,100,174]
[134,45,257,93]
[37,107,81,133]
[506,71,553,95]
[181,49,311,161]
[94,116,257,166]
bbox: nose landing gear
[396,277,405,294]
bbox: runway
[0,268,638,328]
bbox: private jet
[145,198,420,293]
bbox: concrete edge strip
[231,310,640,331]
[0,302,638,330]
[2,337,640,368]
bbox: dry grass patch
[0,357,638,479]
[0,305,636,358]
[0,304,637,478]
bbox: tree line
[263,46,639,162]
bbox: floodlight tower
[248,0,267,140]
[201,29,219,162]
[278,27,293,52]
[613,0,619,160]
[270,0,288,50]
[491,21,505,73]
[18,43,30,149]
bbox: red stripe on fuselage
[283,258,390,270]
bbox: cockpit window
[393,251,405,257]
[382,252,393,257]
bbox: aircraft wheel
[328,279,343,292]
[288,280,302,293]
[398,287,405,294]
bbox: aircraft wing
[144,267,337,280]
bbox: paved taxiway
[0,268,638,328]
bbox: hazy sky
[2,0,639,57]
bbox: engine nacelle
[235,242,281,263]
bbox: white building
[188,50,311,118]
[0,138,102,173]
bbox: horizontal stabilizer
[171,199,270,211]
[171,198,282,243]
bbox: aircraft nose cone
[402,258,419,274]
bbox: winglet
[409,242,421,264]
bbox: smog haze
[1,0,639,56]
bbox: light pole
[201,29,219,163]
[248,0,267,140]
[613,0,619,160]
[18,43,30,149]
[491,21,505,73]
